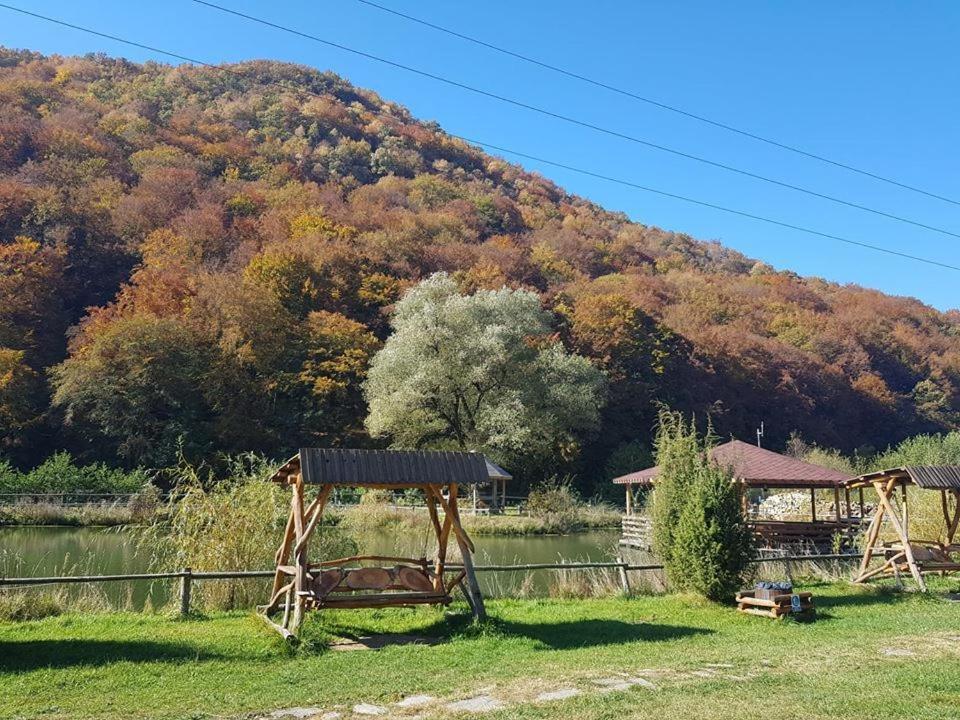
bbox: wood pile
[736,589,815,620]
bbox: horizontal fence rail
[0,552,865,615]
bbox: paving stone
[626,677,658,690]
[396,695,435,708]
[592,677,633,692]
[269,708,325,719]
[352,704,387,715]
[447,695,505,713]
[535,688,581,702]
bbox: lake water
[0,526,623,607]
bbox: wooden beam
[854,479,893,582]
[448,483,485,620]
[424,487,445,593]
[875,482,926,591]
[290,474,307,634]
[293,484,332,556]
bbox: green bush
[0,452,150,495]
[526,476,581,519]
[651,409,754,600]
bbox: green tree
[51,315,215,466]
[364,273,606,464]
[651,409,753,600]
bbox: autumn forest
[2,47,959,488]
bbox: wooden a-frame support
[260,476,484,640]
[854,479,960,592]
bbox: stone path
[259,662,768,720]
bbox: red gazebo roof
[612,439,850,489]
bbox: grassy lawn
[1,583,958,720]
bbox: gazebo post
[625,483,633,516]
[833,486,842,523]
[810,488,817,523]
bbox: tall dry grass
[140,455,357,611]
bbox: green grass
[1,583,958,720]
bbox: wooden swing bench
[261,448,508,640]
[846,466,960,591]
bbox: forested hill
[2,47,959,478]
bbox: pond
[0,525,623,608]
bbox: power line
[353,0,960,208]
[1,3,957,273]
[458,138,960,272]
[189,0,960,241]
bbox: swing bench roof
[270,448,512,489]
[612,439,850,489]
[844,465,960,490]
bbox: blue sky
[4,1,959,310]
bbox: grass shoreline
[0,501,623,534]
[1,583,958,720]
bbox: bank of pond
[0,525,625,608]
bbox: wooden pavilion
[261,448,498,640]
[614,439,855,547]
[845,466,960,591]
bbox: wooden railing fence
[0,552,864,616]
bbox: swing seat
[301,555,463,609]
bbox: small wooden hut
[614,439,855,547]
[845,466,960,590]
[261,448,499,640]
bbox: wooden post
[179,567,192,617]
[844,488,852,519]
[810,488,817,523]
[448,483,485,620]
[616,555,631,595]
[833,486,842,523]
[901,484,909,538]
[290,474,307,633]
[859,487,865,518]
[491,478,498,514]
[625,485,633,516]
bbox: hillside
[1,47,959,480]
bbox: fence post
[179,567,192,617]
[616,555,631,596]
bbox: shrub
[526,476,580,518]
[671,459,754,600]
[651,409,754,600]
[651,410,702,565]
[0,452,150,496]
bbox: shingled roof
[845,465,960,490]
[270,448,512,488]
[612,439,850,489]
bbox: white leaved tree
[364,273,606,465]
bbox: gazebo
[845,466,960,591]
[261,448,500,640]
[614,439,854,546]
